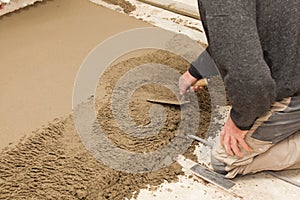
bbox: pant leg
[212,94,300,178]
[242,131,300,174]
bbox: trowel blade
[147,98,190,106]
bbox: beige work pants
[212,93,300,179]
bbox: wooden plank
[190,164,236,190]
[0,0,43,16]
[137,0,200,20]
[267,171,300,188]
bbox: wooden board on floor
[137,0,200,19]
[0,0,43,16]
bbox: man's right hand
[179,71,199,95]
[220,115,252,158]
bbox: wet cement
[0,50,212,199]
[0,0,149,149]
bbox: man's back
[256,0,299,100]
[195,0,300,129]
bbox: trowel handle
[193,78,208,87]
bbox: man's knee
[211,154,227,175]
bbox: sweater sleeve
[188,50,220,79]
[198,0,277,130]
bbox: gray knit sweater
[189,0,300,130]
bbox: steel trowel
[147,78,208,106]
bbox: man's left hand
[220,115,252,158]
